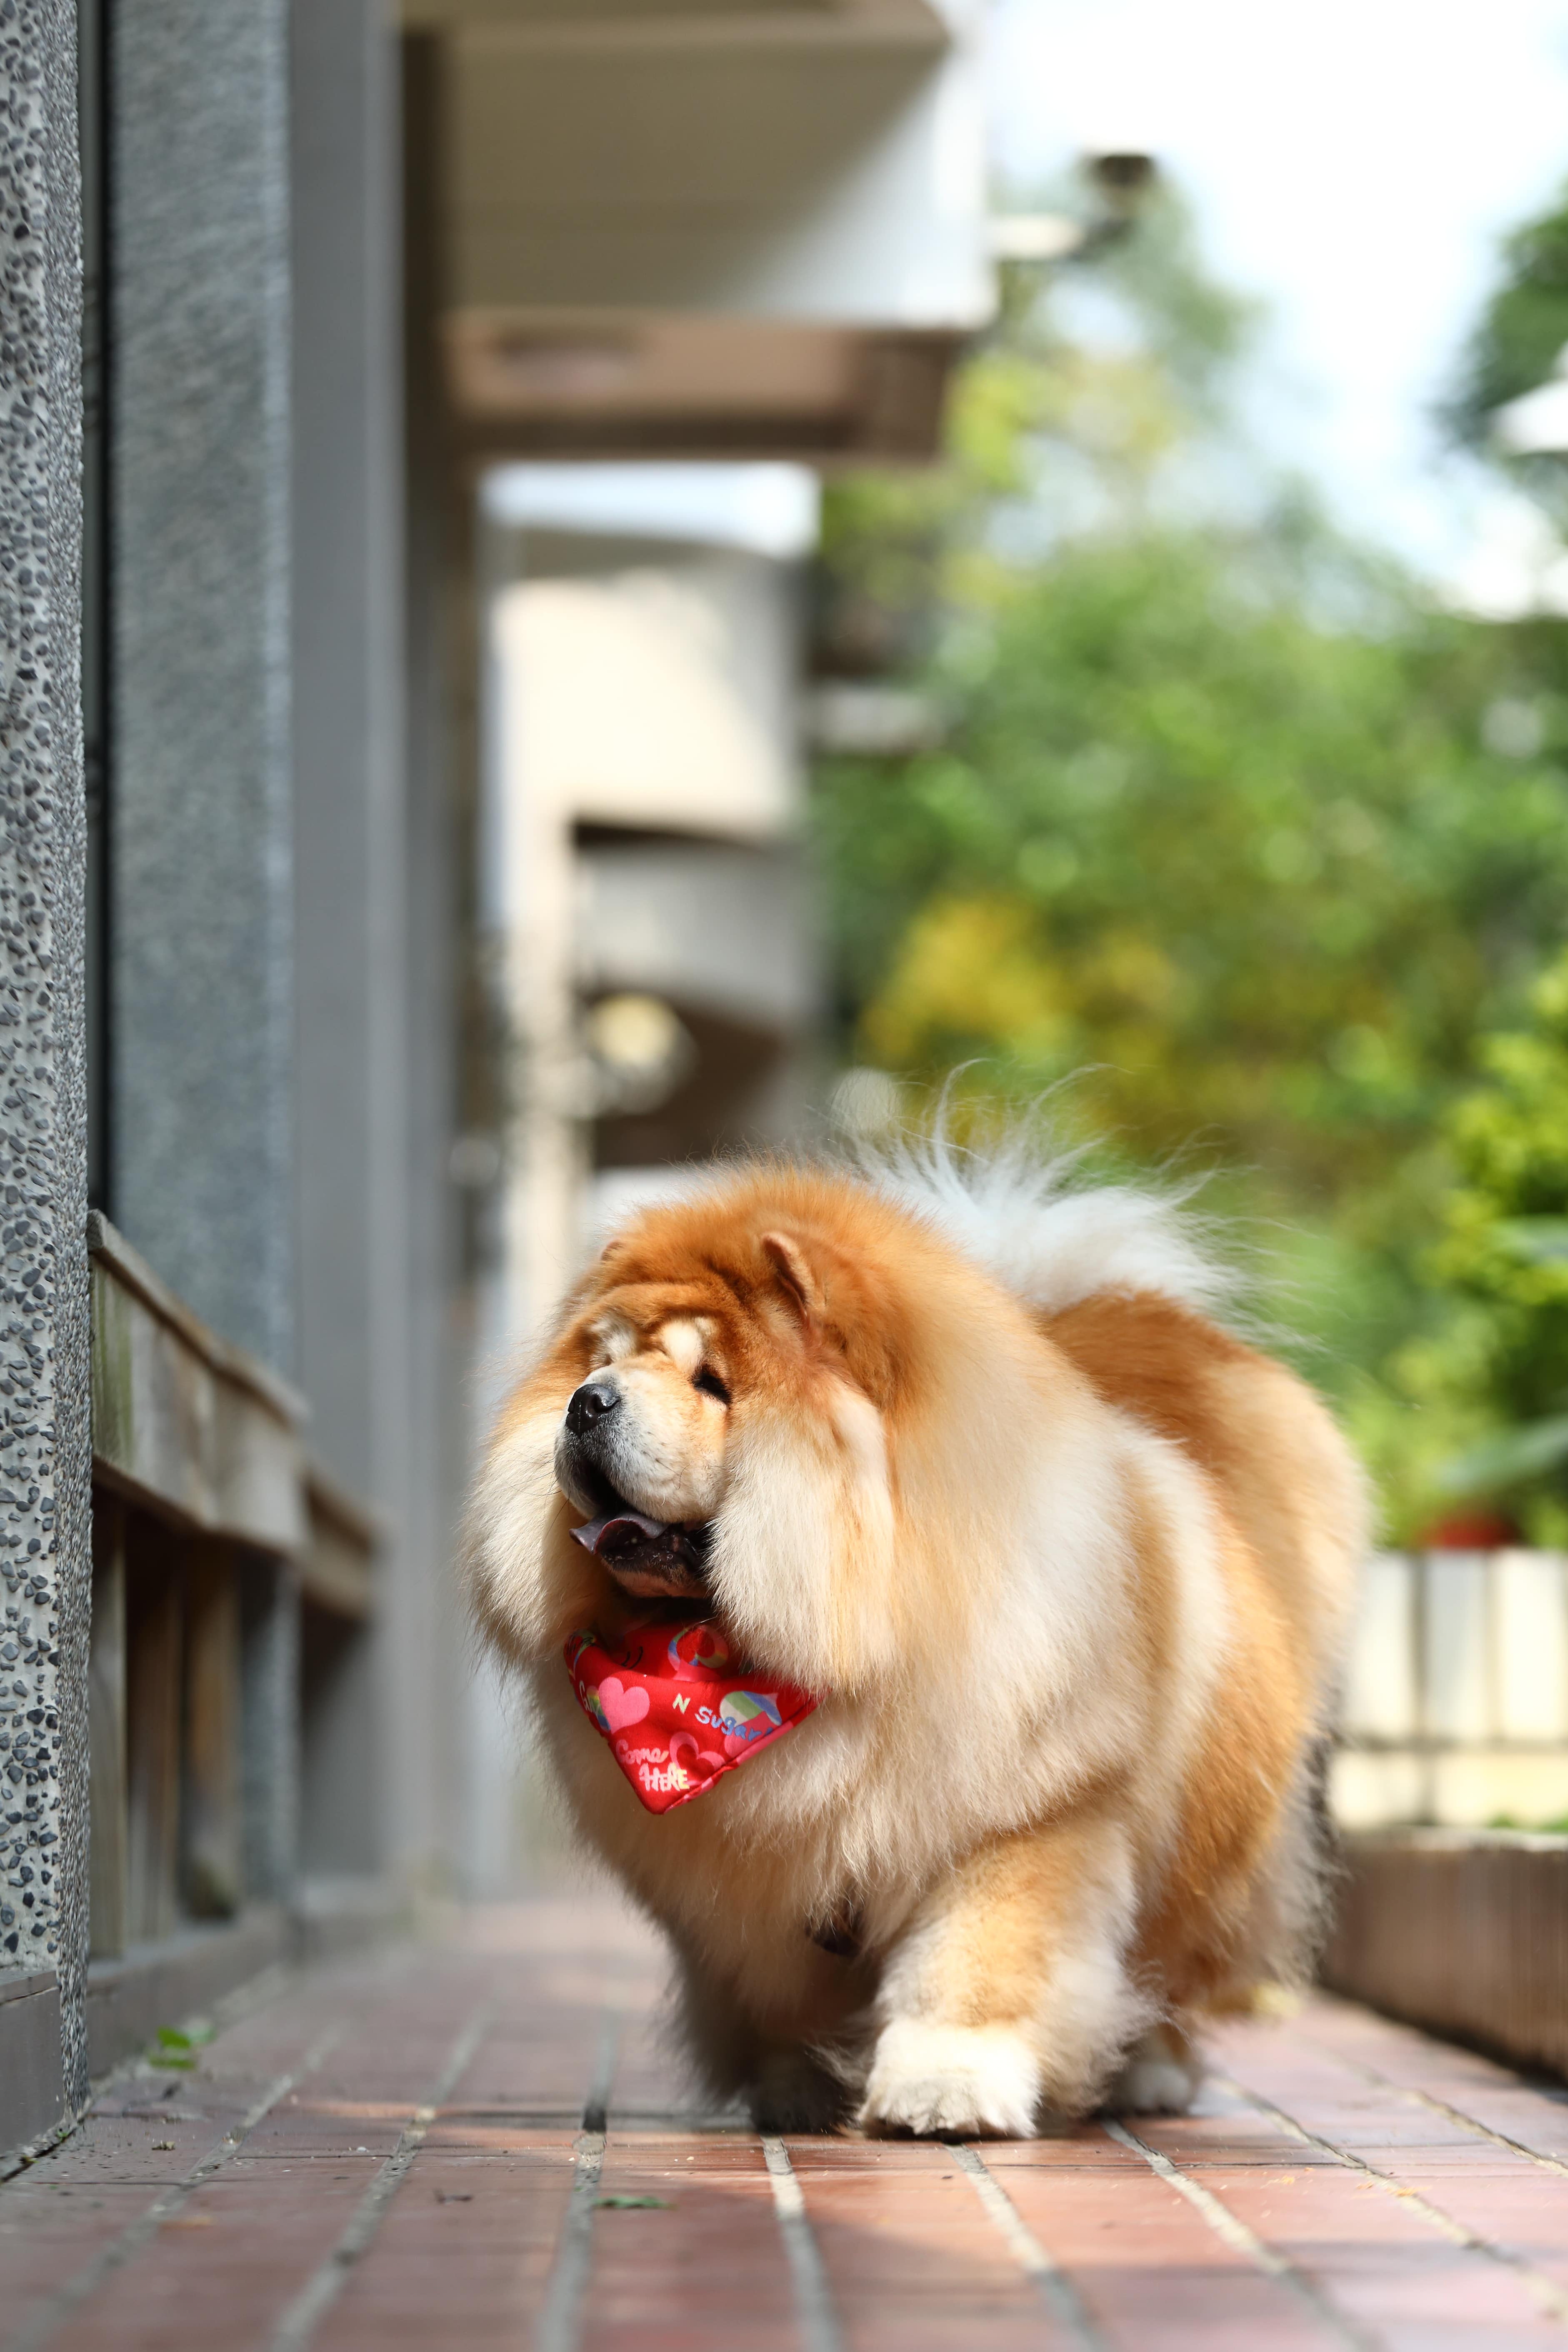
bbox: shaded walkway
[3,1899,1568,2349]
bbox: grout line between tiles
[533,2009,623,2352]
[6,2020,347,2352]
[1291,2025,1568,2183]
[1210,2073,1568,2331]
[762,2138,842,2352]
[268,1999,494,2352]
[1104,2116,1376,2351]
[952,2141,1108,2350]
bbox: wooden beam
[88,1495,129,1959]
[183,1545,243,1917]
[301,1467,380,1621]
[125,1525,182,1945]
[89,1212,308,1555]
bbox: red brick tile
[44,2166,378,2352]
[1208,2162,1565,2349]
[790,2137,1059,2352]
[1216,2006,1568,2334]
[0,1985,360,2338]
[580,2133,799,2352]
[1345,2160,1568,2301]
[997,2147,1347,2352]
[1290,1997,1568,2170]
[10,1910,1568,2352]
[312,2145,579,2352]
[0,2178,168,2318]
[1117,2081,1345,2172]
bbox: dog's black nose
[566,1378,619,1437]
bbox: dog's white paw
[1107,2027,1201,2116]
[858,2021,1040,2139]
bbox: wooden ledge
[88,1213,306,1430]
[88,1213,380,1607]
[302,1463,385,1618]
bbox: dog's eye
[692,1365,731,1406]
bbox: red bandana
[564,1617,817,1814]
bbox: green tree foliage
[1377,177,1568,1537]
[1383,952,1568,1543]
[811,185,1568,1533]
[823,546,1568,1218]
[1448,180,1568,450]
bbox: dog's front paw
[858,2021,1040,2139]
[1106,2024,1202,2117]
[749,2048,850,2135]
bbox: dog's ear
[760,1230,827,1330]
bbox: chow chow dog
[465,1137,1365,2136]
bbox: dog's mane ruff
[851,1118,1236,1321]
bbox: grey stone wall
[0,0,92,2123]
[110,0,294,1373]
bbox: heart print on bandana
[565,1616,817,1814]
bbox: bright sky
[986,0,1568,604]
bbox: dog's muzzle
[556,1379,625,1518]
[557,1377,711,1600]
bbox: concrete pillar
[293,0,404,1501]
[293,5,460,1889]
[402,30,468,1898]
[289,0,399,1875]
[0,0,93,2137]
[108,0,294,1372]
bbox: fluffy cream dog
[466,1139,1365,2135]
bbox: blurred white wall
[463,464,820,1893]
[489,525,813,1337]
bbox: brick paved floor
[4,1898,1568,2350]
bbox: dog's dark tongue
[571,1508,708,1591]
[571,1507,670,1561]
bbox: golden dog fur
[465,1142,1366,2135]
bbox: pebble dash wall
[109,0,293,1377]
[0,0,92,2117]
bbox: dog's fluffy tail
[854,1111,1236,1320]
